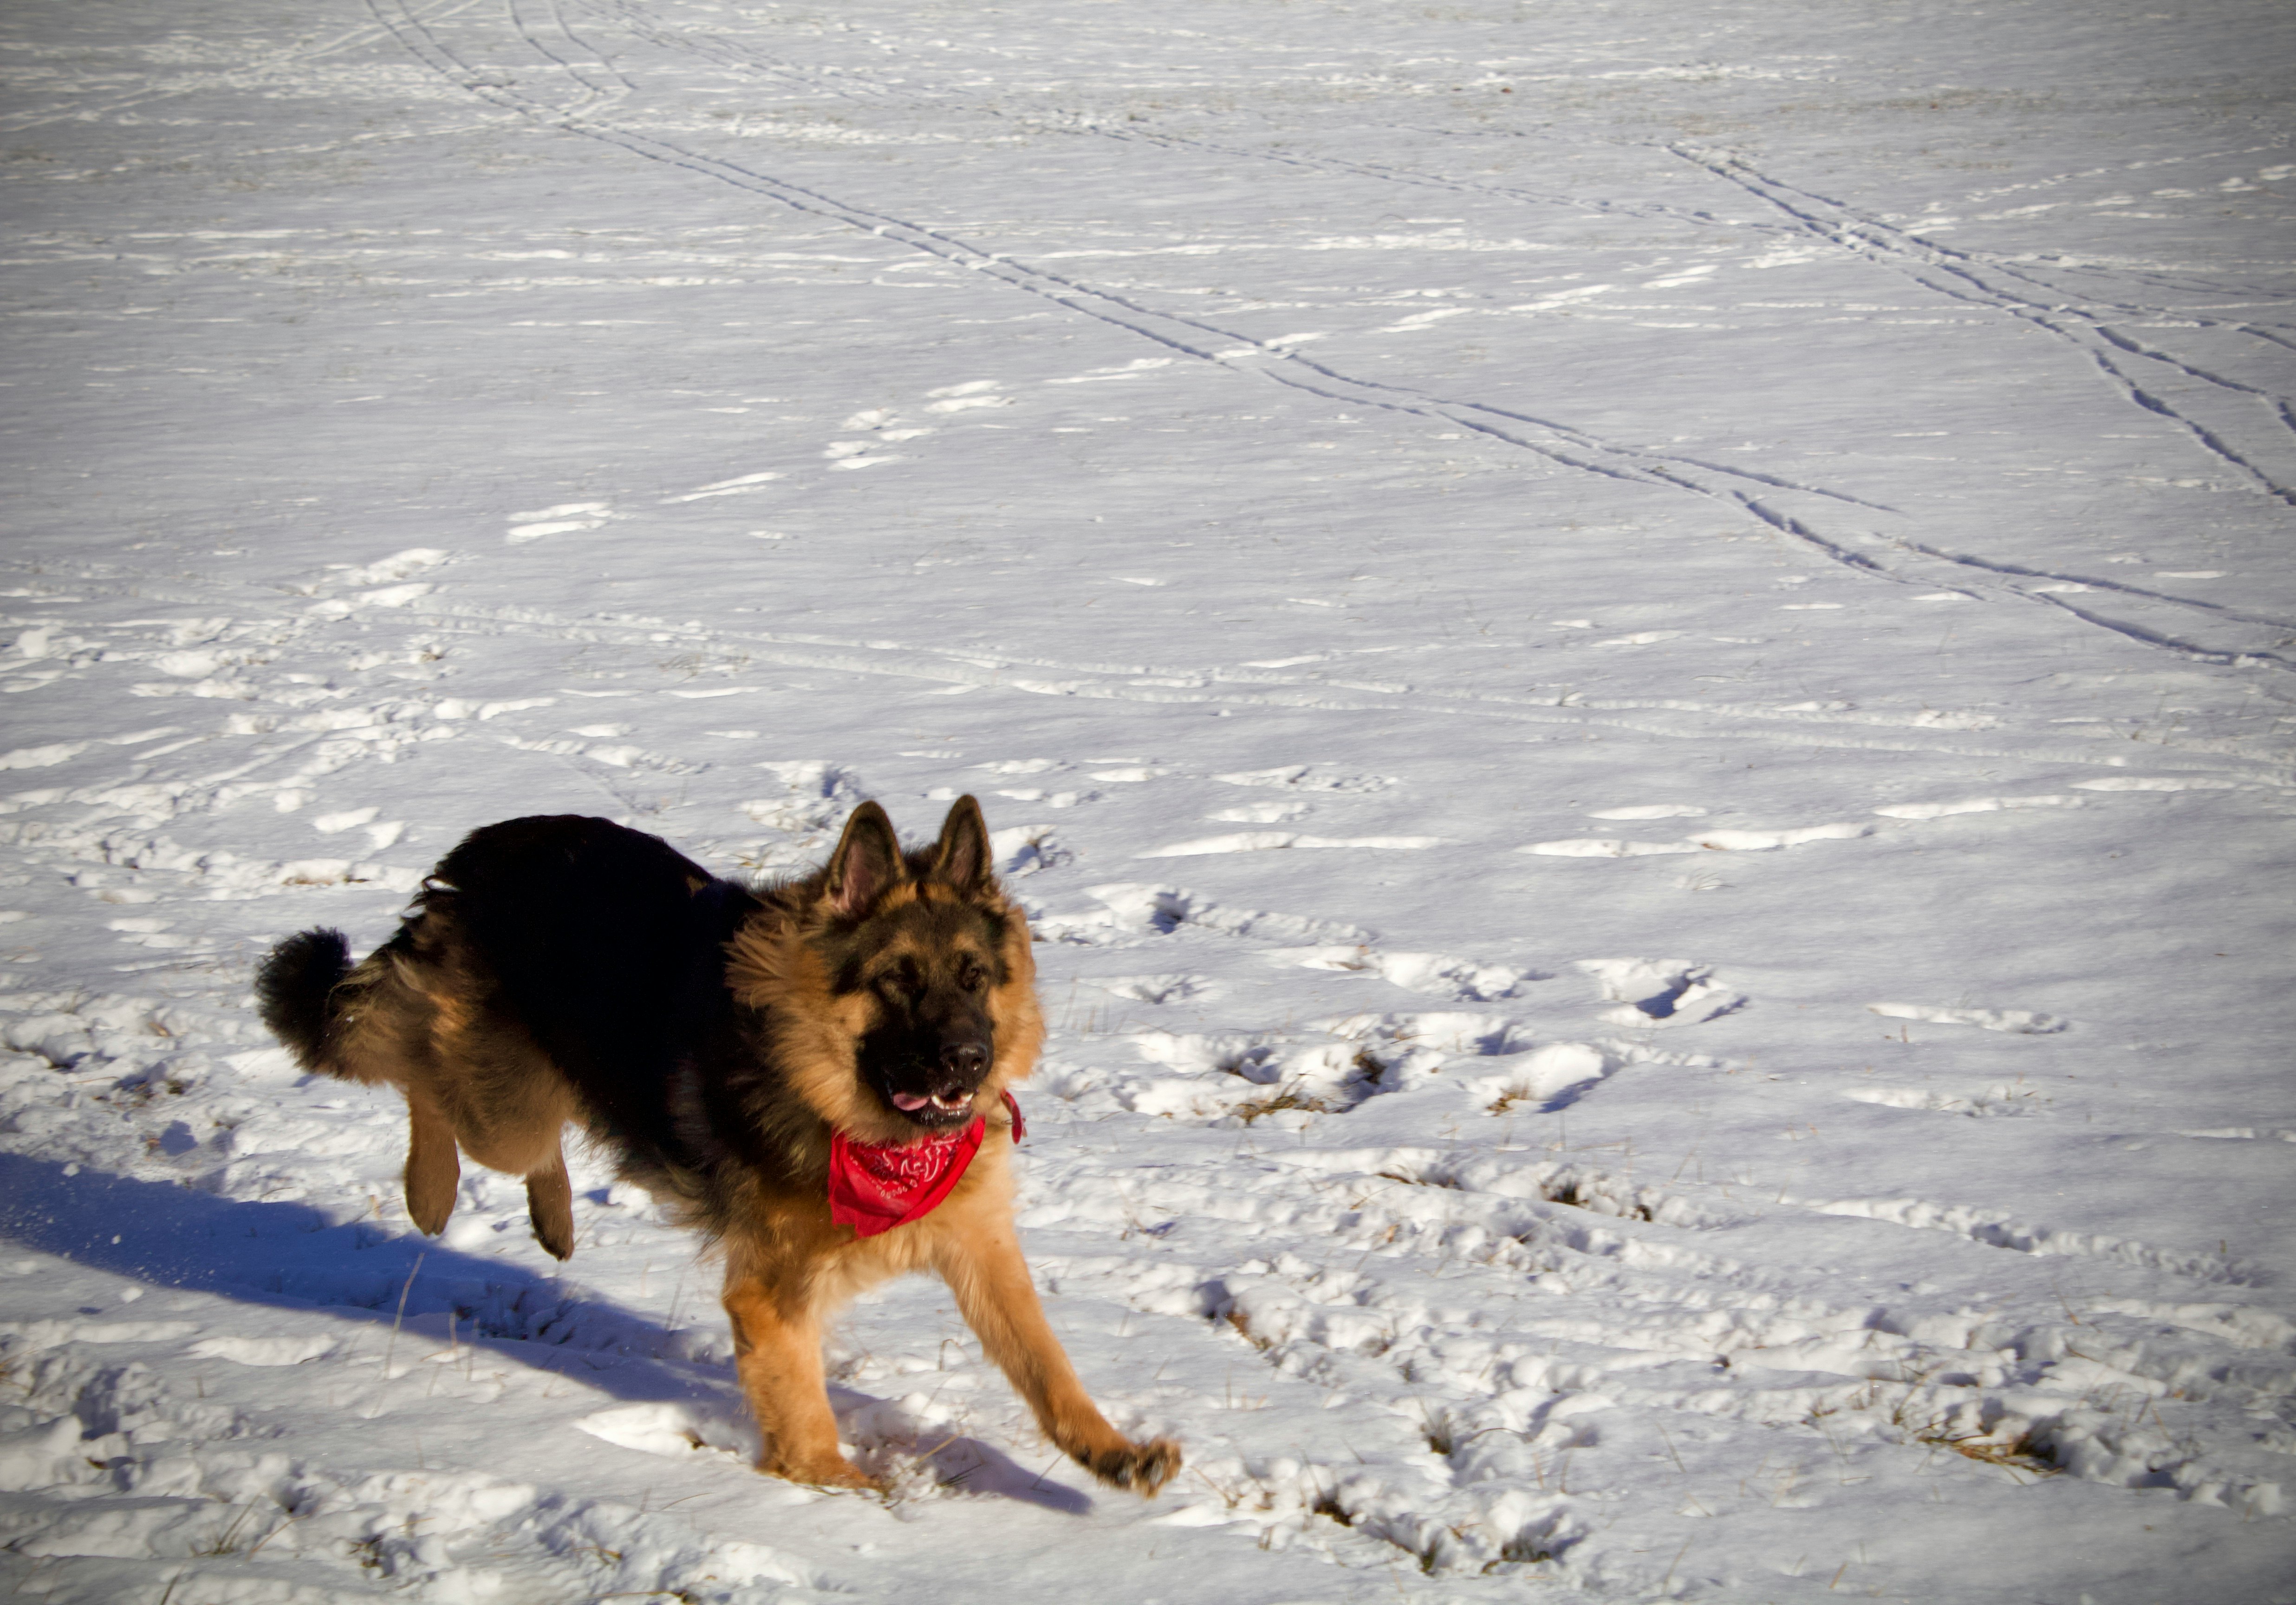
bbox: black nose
[940,1041,988,1079]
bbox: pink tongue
[891,1091,929,1111]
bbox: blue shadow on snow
[0,1152,1093,1513]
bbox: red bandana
[828,1092,1026,1239]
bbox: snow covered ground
[3,1,2293,1599]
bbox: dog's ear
[825,801,906,918]
[927,794,995,894]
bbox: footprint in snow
[1523,822,1867,857]
[1066,882,1374,947]
[505,501,611,541]
[1796,1194,2256,1285]
[2071,776,2238,792]
[663,471,782,503]
[1463,1042,1614,1114]
[1872,794,2078,819]
[1841,1083,2048,1117]
[1578,959,1745,1026]
[989,824,1069,875]
[575,1402,758,1465]
[1138,831,1440,857]
[1867,1001,2065,1034]
[1214,764,1393,793]
[1276,945,1548,1003]
[925,379,1011,413]
[1208,800,1310,823]
[1080,973,1215,1004]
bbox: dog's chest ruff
[827,1092,1026,1238]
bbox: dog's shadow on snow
[0,1153,1095,1514]
[911,1435,1094,1514]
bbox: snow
[2,0,2292,1599]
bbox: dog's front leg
[721,1274,880,1489]
[939,1225,1180,1495]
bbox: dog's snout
[940,1040,988,1079]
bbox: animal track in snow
[988,823,1069,875]
[1577,959,1746,1026]
[575,1401,758,1464]
[504,502,610,541]
[0,743,88,771]
[184,1332,341,1367]
[924,378,1012,413]
[1796,1194,2258,1285]
[2071,775,2240,792]
[1872,794,2079,819]
[1061,882,1374,947]
[1457,1042,1614,1113]
[2080,1298,2295,1350]
[1113,1010,1548,1123]
[332,548,449,587]
[663,470,783,502]
[1137,831,1440,857]
[1085,764,1166,783]
[1114,1025,1410,1122]
[1868,1001,2066,1035]
[1273,945,1549,1003]
[1842,1083,2048,1117]
[1329,1010,1540,1057]
[994,787,1098,807]
[1213,765,1392,792]
[1080,972,1213,1004]
[1522,822,1868,857]
[1207,800,1310,823]
[824,439,914,469]
[735,759,867,845]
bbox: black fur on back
[413,816,762,1174]
[254,926,352,1070]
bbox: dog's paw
[404,1177,454,1238]
[1076,1435,1182,1497]
[764,1451,885,1492]
[526,1168,575,1261]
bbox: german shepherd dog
[254,797,1179,1496]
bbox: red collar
[827,1091,1025,1238]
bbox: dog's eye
[957,960,988,992]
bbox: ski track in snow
[4,2,2295,1602]
[1661,146,2296,509]
[346,0,2296,679]
[369,0,1897,514]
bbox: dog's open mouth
[887,1088,976,1126]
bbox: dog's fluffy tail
[254,927,353,1072]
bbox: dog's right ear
[824,801,906,919]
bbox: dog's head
[734,796,1043,1145]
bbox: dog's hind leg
[722,1274,880,1489]
[403,1089,461,1237]
[524,1142,574,1261]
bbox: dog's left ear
[928,795,995,894]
